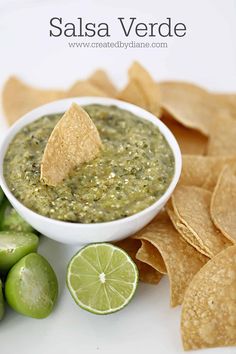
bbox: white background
[0,1,236,353]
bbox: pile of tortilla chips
[2,62,236,351]
[2,70,117,125]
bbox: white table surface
[0,1,236,353]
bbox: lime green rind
[5,253,58,319]
[0,188,4,207]
[0,199,35,233]
[0,279,4,320]
[0,231,39,272]
[67,243,139,315]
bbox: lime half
[0,279,4,320]
[67,243,139,315]
[5,253,58,319]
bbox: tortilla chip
[179,155,236,190]
[2,76,65,125]
[129,62,162,116]
[162,114,208,155]
[134,211,208,306]
[116,238,163,284]
[117,62,162,116]
[137,264,163,284]
[160,81,216,136]
[203,158,236,191]
[166,200,210,257]
[171,186,230,257]
[213,93,236,120]
[207,115,236,156]
[136,240,167,274]
[67,80,108,98]
[41,103,102,186]
[181,245,236,350]
[118,80,147,108]
[179,155,211,188]
[211,165,236,243]
[88,70,117,97]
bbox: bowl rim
[0,97,182,228]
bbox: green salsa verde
[4,105,175,223]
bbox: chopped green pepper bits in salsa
[4,105,175,223]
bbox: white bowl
[0,97,182,244]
